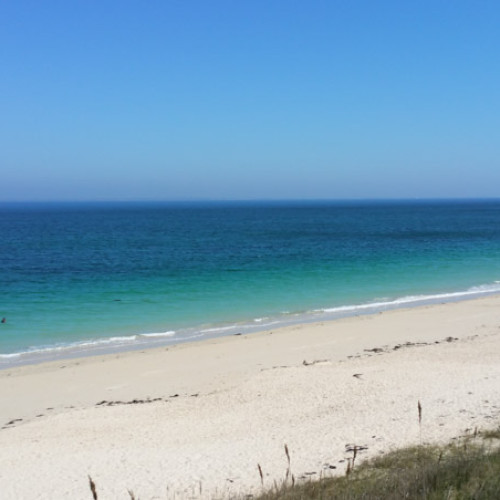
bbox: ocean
[2,199,500,368]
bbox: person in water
[1,318,6,323]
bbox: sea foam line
[2,282,500,363]
[315,282,500,315]
[0,331,176,360]
[140,331,176,338]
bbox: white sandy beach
[1,296,500,499]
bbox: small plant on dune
[88,475,140,499]
[258,463,264,488]
[345,445,359,477]
[88,475,98,500]
[418,399,423,444]
[284,444,293,484]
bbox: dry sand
[1,296,500,499]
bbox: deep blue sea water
[2,199,500,367]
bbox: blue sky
[1,1,499,201]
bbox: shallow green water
[1,199,500,366]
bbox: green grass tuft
[251,437,500,499]
[482,426,500,440]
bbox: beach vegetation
[86,426,500,499]
[84,428,500,499]
[250,428,500,500]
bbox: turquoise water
[2,200,500,367]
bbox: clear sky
[1,1,499,201]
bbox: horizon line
[1,196,500,205]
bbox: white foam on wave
[3,282,500,365]
[140,331,176,338]
[0,352,23,359]
[316,282,500,315]
[108,335,138,343]
[0,333,141,360]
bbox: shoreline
[1,295,500,498]
[3,284,500,370]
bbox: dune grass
[87,427,500,499]
[251,428,500,500]
[87,400,500,500]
